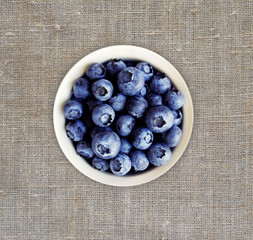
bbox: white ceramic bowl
[53,45,193,186]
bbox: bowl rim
[53,45,194,187]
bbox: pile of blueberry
[63,59,184,176]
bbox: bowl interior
[53,45,193,186]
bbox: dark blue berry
[66,120,87,142]
[115,114,136,136]
[147,142,171,166]
[110,153,131,176]
[131,127,153,150]
[149,72,172,94]
[73,78,90,99]
[63,100,83,120]
[91,130,121,160]
[130,150,149,171]
[108,93,127,111]
[164,90,184,110]
[165,126,182,147]
[126,96,148,118]
[146,93,163,106]
[86,63,106,80]
[76,140,94,159]
[92,79,113,101]
[92,104,115,127]
[145,105,174,133]
[117,67,144,96]
[106,59,127,77]
[92,156,110,171]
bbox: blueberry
[147,142,172,166]
[108,93,127,111]
[76,140,94,159]
[164,90,184,110]
[85,98,103,112]
[115,114,136,136]
[92,79,113,101]
[120,137,132,154]
[73,77,90,99]
[145,105,174,133]
[135,62,153,81]
[165,126,182,147]
[86,63,106,80]
[149,72,172,94]
[131,127,153,150]
[110,153,131,176]
[90,126,112,138]
[92,130,121,159]
[92,156,110,171]
[106,59,127,77]
[63,100,83,120]
[172,110,183,126]
[146,93,163,106]
[126,96,148,118]
[137,86,147,96]
[117,67,145,96]
[92,104,115,127]
[130,150,149,171]
[66,120,87,142]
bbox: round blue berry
[130,150,149,171]
[110,153,131,176]
[164,90,184,110]
[92,156,110,171]
[63,100,83,120]
[92,79,113,101]
[92,104,115,127]
[106,59,127,77]
[131,127,153,150]
[145,105,174,133]
[117,67,145,96]
[146,93,163,106]
[115,114,136,137]
[86,63,106,80]
[126,96,148,118]
[165,126,182,147]
[73,77,90,99]
[108,93,127,111]
[66,120,87,142]
[135,62,153,81]
[120,138,132,154]
[149,72,172,94]
[91,130,121,160]
[148,142,172,166]
[76,140,94,159]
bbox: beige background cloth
[0,0,252,239]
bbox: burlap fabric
[0,0,252,239]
